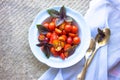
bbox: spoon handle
[77,61,87,80]
[77,45,99,80]
[86,46,99,67]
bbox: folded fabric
[38,0,120,80]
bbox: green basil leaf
[47,9,60,18]
[55,18,64,26]
[37,24,49,33]
[64,16,73,22]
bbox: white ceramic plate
[28,6,91,68]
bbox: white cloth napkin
[38,0,120,80]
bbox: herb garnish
[47,6,73,26]
[37,40,53,58]
[37,24,49,34]
[97,28,105,42]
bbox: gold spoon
[77,28,111,80]
[77,38,95,80]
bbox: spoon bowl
[95,28,111,47]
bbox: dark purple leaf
[43,45,51,58]
[37,24,49,34]
[67,45,77,56]
[98,28,105,37]
[55,18,64,26]
[64,16,73,22]
[46,43,53,47]
[47,9,60,18]
[60,6,66,18]
[36,43,44,47]
[97,28,105,42]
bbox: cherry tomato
[44,37,49,42]
[64,51,69,58]
[38,34,45,41]
[49,22,55,31]
[68,33,77,37]
[72,25,78,33]
[43,22,49,29]
[67,37,72,44]
[52,39,65,51]
[58,35,67,41]
[46,32,52,38]
[49,32,58,43]
[52,18,57,22]
[60,53,65,60]
[73,36,80,45]
[64,44,71,51]
[59,23,65,30]
[62,30,67,35]
[64,24,72,32]
[55,28,62,35]
[50,47,59,56]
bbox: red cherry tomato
[38,34,45,41]
[50,47,59,57]
[43,22,49,29]
[46,32,52,38]
[64,24,72,32]
[73,36,80,45]
[62,30,67,35]
[72,25,78,33]
[67,37,72,44]
[64,44,71,51]
[52,18,57,22]
[52,32,58,40]
[49,22,55,31]
[59,23,65,30]
[49,32,58,43]
[60,53,65,60]
[64,51,69,58]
